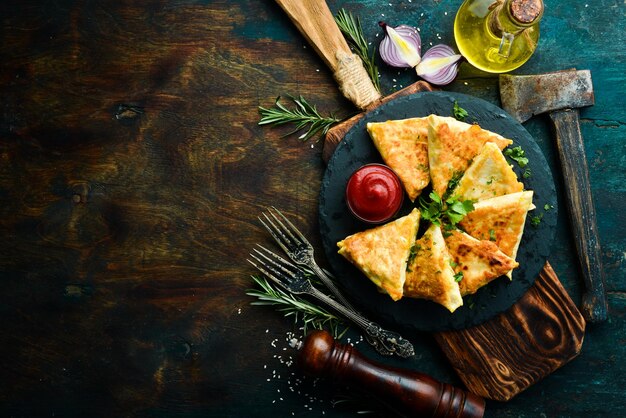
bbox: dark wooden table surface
[1,1,625,417]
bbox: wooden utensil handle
[299,330,485,418]
[550,108,608,322]
[274,0,381,109]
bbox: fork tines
[248,245,299,286]
[258,206,306,255]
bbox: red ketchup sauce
[345,164,404,224]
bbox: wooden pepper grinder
[299,330,485,418]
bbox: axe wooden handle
[550,108,608,323]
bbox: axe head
[499,69,594,123]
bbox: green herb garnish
[420,191,474,227]
[443,171,464,200]
[247,275,347,338]
[335,9,381,93]
[453,100,469,121]
[544,203,554,211]
[406,244,419,272]
[504,146,529,168]
[530,214,543,226]
[442,223,456,238]
[454,271,464,282]
[258,95,341,141]
[523,168,532,178]
[489,229,497,241]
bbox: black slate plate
[319,91,558,332]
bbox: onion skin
[415,44,462,86]
[378,22,422,68]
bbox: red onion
[415,44,462,85]
[378,22,421,68]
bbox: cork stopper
[509,0,544,24]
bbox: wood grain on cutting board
[435,262,585,401]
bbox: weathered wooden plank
[0,0,624,417]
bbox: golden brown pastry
[458,191,534,279]
[427,115,513,197]
[444,229,519,296]
[337,208,420,301]
[366,118,430,201]
[404,224,463,312]
[453,142,524,201]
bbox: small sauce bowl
[345,163,404,224]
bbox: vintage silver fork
[259,206,357,312]
[248,245,415,358]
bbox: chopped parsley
[504,146,529,168]
[486,176,495,185]
[489,229,497,241]
[530,213,543,226]
[544,203,554,211]
[523,168,532,178]
[443,171,464,200]
[406,244,420,272]
[446,199,475,225]
[449,260,458,268]
[442,223,456,238]
[420,191,474,227]
[454,271,464,282]
[453,100,469,121]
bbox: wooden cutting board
[324,81,586,402]
[434,262,585,401]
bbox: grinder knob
[298,330,485,418]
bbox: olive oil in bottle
[454,0,544,73]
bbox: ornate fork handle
[307,284,415,358]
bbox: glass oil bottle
[454,0,544,73]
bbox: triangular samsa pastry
[404,224,463,312]
[453,142,524,201]
[367,118,430,201]
[444,229,519,296]
[337,208,420,301]
[428,115,513,196]
[458,191,534,278]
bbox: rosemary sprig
[334,8,381,93]
[247,275,347,339]
[258,95,341,142]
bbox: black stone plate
[319,91,558,332]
